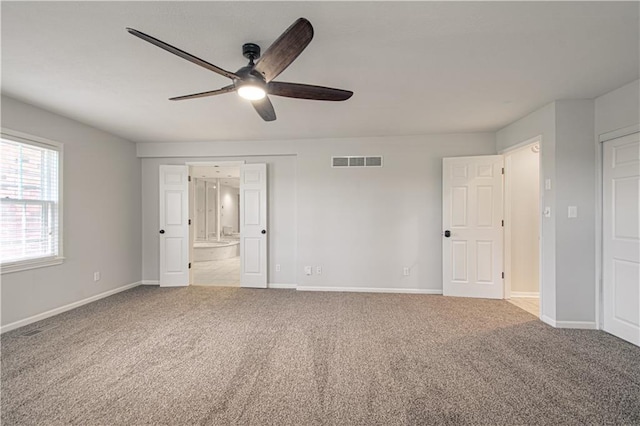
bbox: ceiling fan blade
[127,28,238,80]
[169,85,236,101]
[253,18,314,82]
[251,96,277,121]
[268,82,353,101]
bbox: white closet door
[603,132,640,346]
[442,156,504,299]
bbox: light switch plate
[544,207,551,218]
[568,206,578,218]
[545,179,552,190]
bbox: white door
[240,164,267,288]
[603,132,640,346]
[443,156,504,298]
[159,165,190,287]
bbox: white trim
[1,256,65,274]
[541,315,556,327]
[510,291,540,298]
[268,283,297,289]
[498,135,542,154]
[296,286,443,295]
[539,315,597,330]
[184,160,246,167]
[598,123,640,143]
[141,280,159,285]
[1,281,142,334]
[555,321,598,330]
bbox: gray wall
[138,133,496,292]
[595,79,639,136]
[1,95,141,327]
[554,100,595,322]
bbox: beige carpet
[2,286,639,425]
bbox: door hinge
[188,219,191,225]
[502,167,504,175]
[189,262,191,269]
[501,272,504,279]
[502,220,504,227]
[188,175,191,182]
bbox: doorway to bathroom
[503,137,541,317]
[189,163,241,286]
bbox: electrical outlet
[93,272,101,282]
[275,264,281,272]
[403,267,410,276]
[316,266,322,275]
[304,266,312,276]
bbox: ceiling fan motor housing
[234,65,267,90]
[242,43,261,61]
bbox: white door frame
[597,123,640,331]
[500,136,543,314]
[184,161,245,285]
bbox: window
[1,130,63,273]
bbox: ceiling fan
[127,18,353,122]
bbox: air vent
[331,156,383,168]
[19,324,58,337]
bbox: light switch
[544,207,551,218]
[568,206,578,218]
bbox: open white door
[240,163,267,288]
[443,156,504,299]
[603,132,640,346]
[159,165,189,287]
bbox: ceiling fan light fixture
[237,84,266,101]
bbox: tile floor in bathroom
[192,256,240,286]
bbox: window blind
[1,136,60,264]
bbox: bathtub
[193,240,240,262]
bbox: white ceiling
[1,2,638,143]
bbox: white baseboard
[268,283,297,289]
[1,281,142,334]
[541,315,556,327]
[296,286,443,295]
[540,315,597,330]
[141,280,159,285]
[510,291,539,298]
[555,320,598,330]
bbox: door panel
[443,156,504,299]
[603,132,640,346]
[159,165,189,287]
[240,164,267,288]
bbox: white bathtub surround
[193,240,240,262]
[192,257,240,286]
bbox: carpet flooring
[2,286,639,425]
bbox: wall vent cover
[332,156,383,168]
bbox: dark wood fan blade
[251,96,276,121]
[268,81,353,101]
[127,28,238,80]
[169,85,236,101]
[253,18,313,82]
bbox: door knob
[261,230,266,234]
[159,229,165,234]
[443,230,451,238]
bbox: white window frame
[1,128,64,274]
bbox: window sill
[1,257,65,274]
